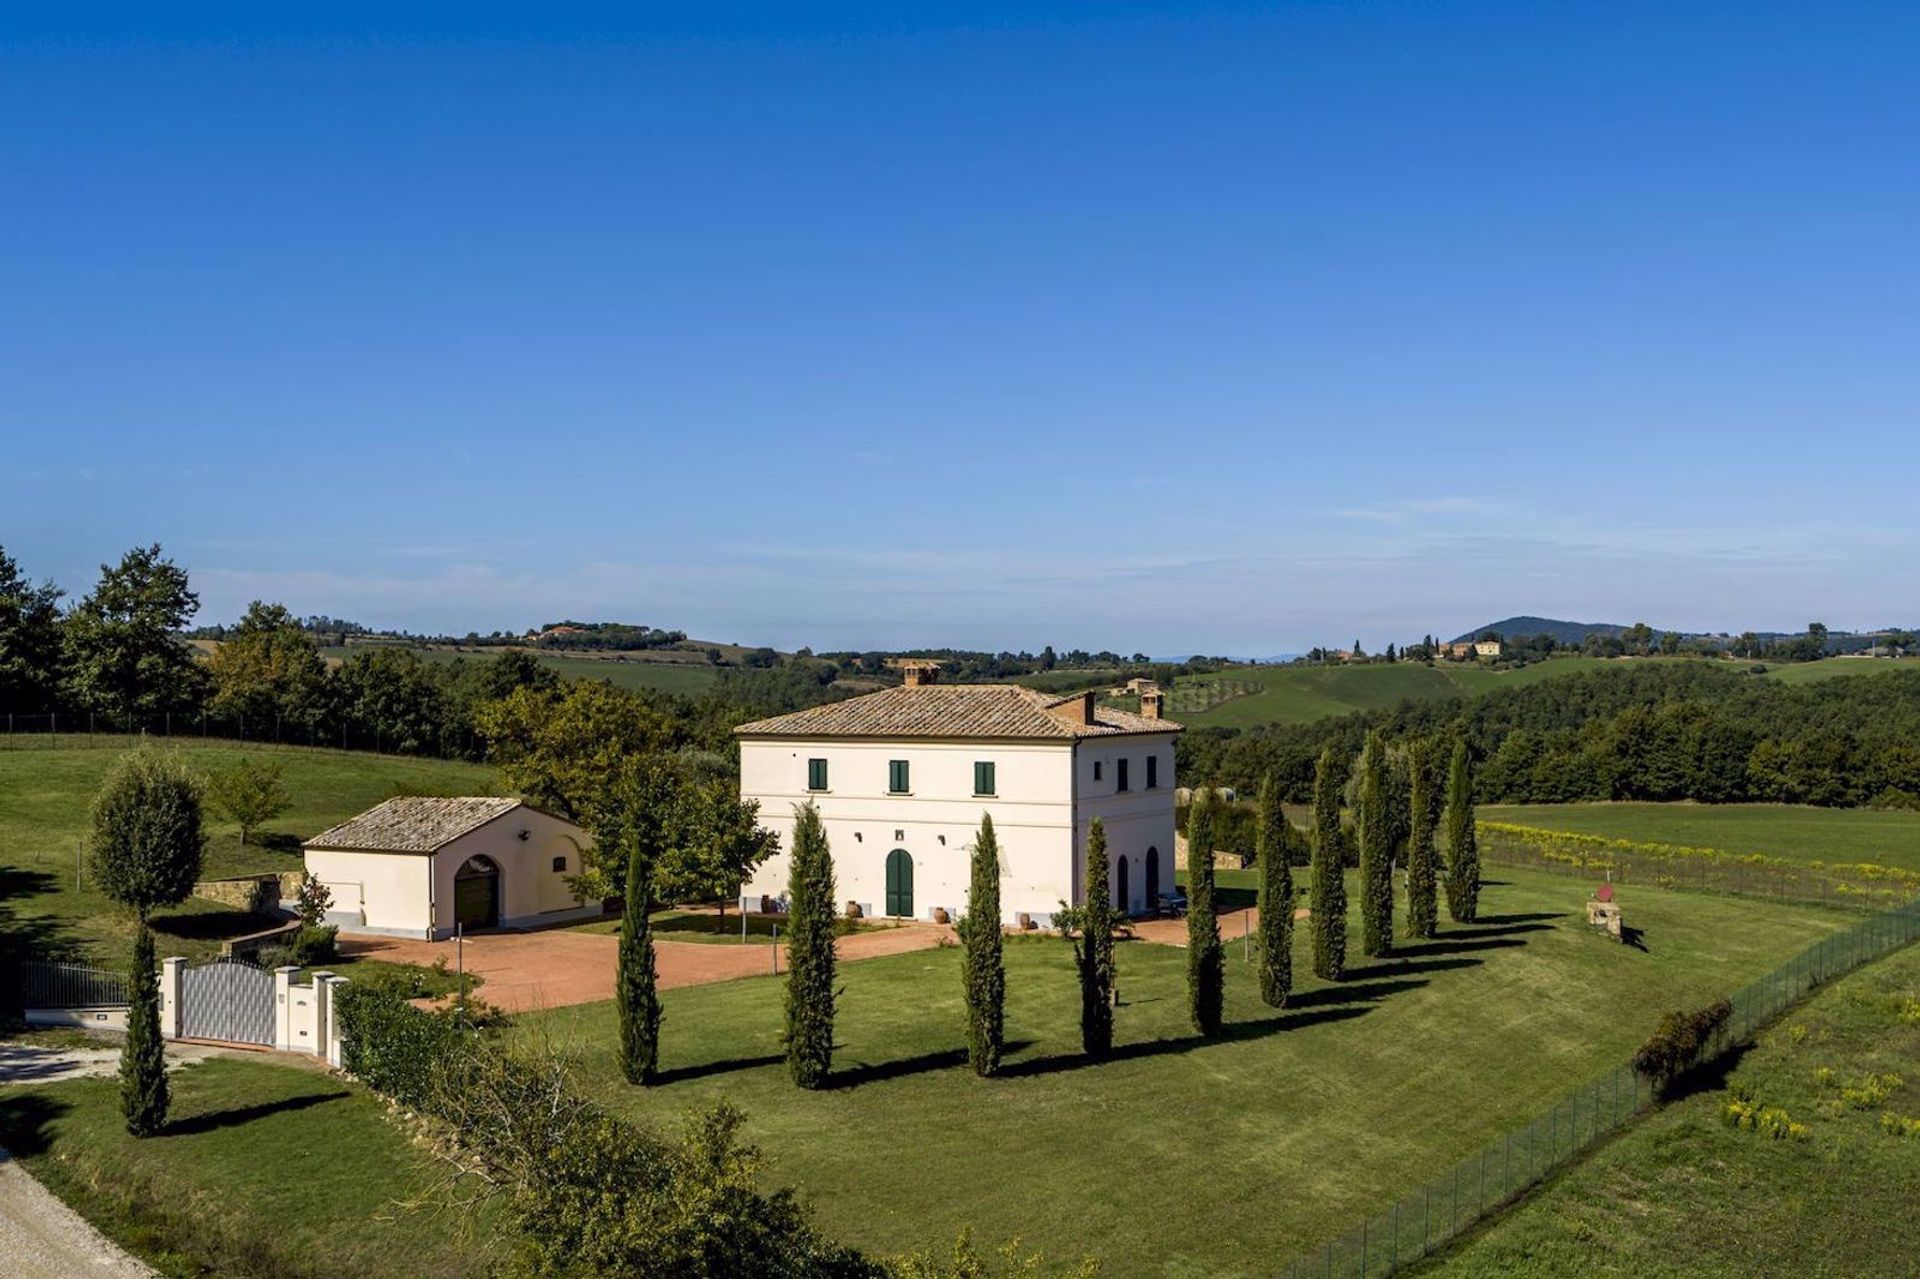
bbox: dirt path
[0,1039,226,1087]
[1131,905,1310,947]
[340,919,954,1013]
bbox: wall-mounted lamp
[937,834,946,845]
[854,831,863,842]
[516,829,530,841]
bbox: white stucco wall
[739,732,1177,925]
[306,845,435,937]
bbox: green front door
[884,849,914,918]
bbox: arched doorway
[454,855,501,929]
[1116,856,1131,917]
[1145,846,1161,912]
[884,848,914,918]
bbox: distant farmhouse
[734,662,1179,926]
[1474,637,1504,658]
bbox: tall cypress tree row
[1444,740,1481,923]
[1357,731,1394,959]
[1185,790,1225,1034]
[783,802,837,1089]
[960,813,1007,1075]
[1309,747,1348,982]
[1254,772,1294,1008]
[1076,819,1116,1056]
[616,835,662,1084]
[120,922,167,1137]
[1404,738,1440,940]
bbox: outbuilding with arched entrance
[304,797,597,939]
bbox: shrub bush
[1633,999,1733,1097]
[335,982,464,1110]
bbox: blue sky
[3,3,1916,654]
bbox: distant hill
[1452,616,1634,646]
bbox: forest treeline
[1177,663,1920,810]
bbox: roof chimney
[1140,686,1164,720]
[1047,690,1097,726]
[901,661,939,687]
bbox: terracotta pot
[844,901,863,919]
[931,907,950,925]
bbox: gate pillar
[160,957,185,1040]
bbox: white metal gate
[179,957,275,1045]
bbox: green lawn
[0,742,496,965]
[1161,657,1698,728]
[519,867,1849,1278]
[1482,802,1920,873]
[0,1055,490,1278]
[1424,931,1920,1277]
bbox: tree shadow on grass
[0,1092,71,1158]
[1661,1042,1751,1102]
[255,832,304,857]
[997,1006,1374,1081]
[0,867,82,967]
[651,1052,786,1086]
[150,909,283,944]
[1473,911,1567,926]
[1288,977,1431,1009]
[831,1040,1038,1090]
[1385,934,1536,961]
[1347,954,1484,979]
[164,1088,349,1137]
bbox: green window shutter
[889,760,910,793]
[974,761,995,796]
[808,758,828,791]
[1146,754,1159,789]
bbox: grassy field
[0,1055,491,1278]
[520,867,1848,1277]
[0,742,495,965]
[1425,932,1920,1277]
[1482,802,1920,873]
[566,908,904,946]
[1756,654,1920,685]
[1157,657,1702,729]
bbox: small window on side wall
[1147,754,1159,789]
[889,759,911,794]
[1117,758,1130,792]
[551,855,567,873]
[808,757,828,791]
[974,761,996,796]
[1093,760,1103,782]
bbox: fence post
[159,957,185,1039]
[274,966,296,1051]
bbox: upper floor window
[974,761,996,796]
[551,855,568,873]
[889,759,911,794]
[807,758,829,791]
[1117,758,1131,792]
[1093,760,1103,782]
[1146,754,1159,789]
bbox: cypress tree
[1309,748,1348,981]
[1254,772,1294,1008]
[1357,731,1394,959]
[1076,819,1116,1057]
[616,834,662,1084]
[960,813,1007,1075]
[1185,790,1225,1034]
[1404,738,1439,940]
[120,922,167,1137]
[783,802,837,1089]
[1444,741,1481,923]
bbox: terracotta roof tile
[734,684,1181,741]
[305,796,523,853]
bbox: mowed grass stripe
[521,867,1849,1277]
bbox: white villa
[734,664,1180,927]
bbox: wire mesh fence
[1279,893,1920,1278]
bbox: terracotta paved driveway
[338,919,952,1013]
[1131,905,1309,947]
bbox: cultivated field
[1425,933,1920,1277]
[1157,656,1695,728]
[1482,802,1920,874]
[1757,654,1920,685]
[0,742,496,964]
[522,868,1849,1277]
